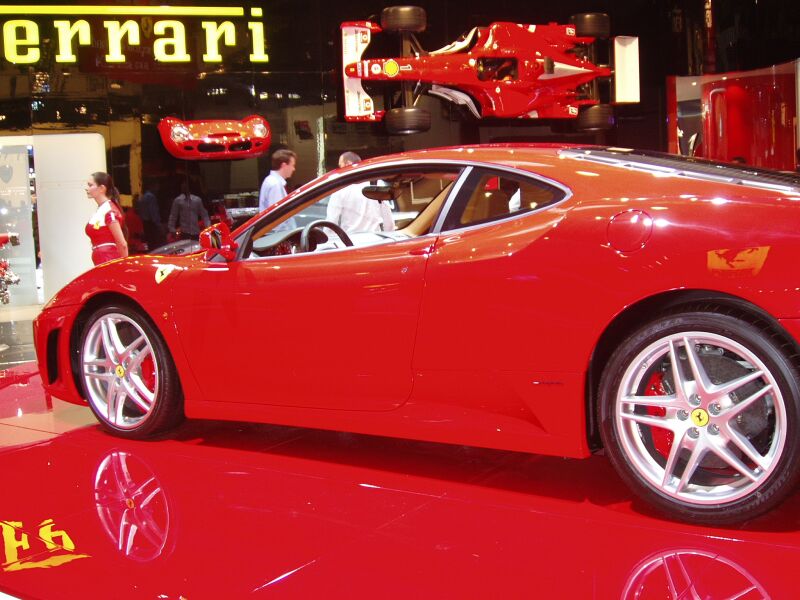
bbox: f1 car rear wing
[613,36,639,103]
[341,21,385,122]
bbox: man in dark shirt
[168,182,210,241]
[137,180,166,249]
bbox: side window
[443,170,565,230]
[246,168,460,258]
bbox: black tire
[577,104,614,131]
[78,304,184,439]
[380,6,426,33]
[569,13,611,39]
[385,107,431,134]
[598,310,800,524]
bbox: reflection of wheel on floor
[599,310,800,524]
[380,5,426,33]
[94,450,171,562]
[79,304,183,439]
[622,548,770,599]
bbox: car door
[412,167,585,446]
[172,166,462,411]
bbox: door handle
[408,243,435,256]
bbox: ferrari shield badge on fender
[155,264,177,284]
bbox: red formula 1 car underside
[342,8,639,134]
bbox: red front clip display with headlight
[157,115,272,160]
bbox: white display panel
[614,36,640,104]
[33,133,106,302]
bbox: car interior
[456,174,563,227]
[244,171,458,258]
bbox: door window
[245,168,461,258]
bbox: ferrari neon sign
[0,5,269,65]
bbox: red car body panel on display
[668,62,797,171]
[33,146,800,463]
[342,21,623,121]
[157,115,271,160]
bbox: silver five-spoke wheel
[600,310,800,524]
[83,312,159,430]
[616,331,785,504]
[79,304,183,438]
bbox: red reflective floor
[0,363,798,599]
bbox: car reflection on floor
[0,363,797,598]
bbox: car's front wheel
[599,310,800,524]
[79,304,183,439]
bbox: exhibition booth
[1,2,800,598]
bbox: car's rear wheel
[599,311,800,524]
[79,304,183,439]
[385,107,431,134]
[577,104,614,131]
[380,6,427,32]
[570,13,611,39]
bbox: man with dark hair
[137,179,165,249]
[259,149,297,213]
[168,182,210,241]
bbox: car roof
[353,144,800,196]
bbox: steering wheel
[300,220,353,252]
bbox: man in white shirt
[259,149,297,231]
[326,152,394,233]
[259,149,297,212]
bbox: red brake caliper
[644,371,674,458]
[140,355,156,392]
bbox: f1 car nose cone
[607,209,653,253]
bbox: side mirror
[362,184,397,202]
[199,222,238,261]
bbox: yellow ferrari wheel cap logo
[383,59,400,77]
[691,408,709,427]
[155,264,176,284]
[115,365,126,378]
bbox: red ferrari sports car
[34,145,800,525]
[342,7,639,133]
[157,115,271,160]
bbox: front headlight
[170,124,192,143]
[252,122,268,138]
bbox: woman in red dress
[85,171,128,266]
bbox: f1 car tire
[385,107,431,134]
[569,13,611,39]
[577,104,614,131]
[380,6,427,33]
